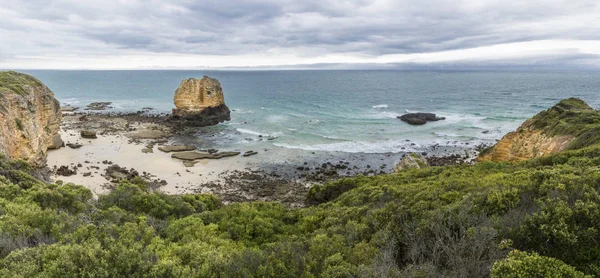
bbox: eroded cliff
[0,71,62,166]
[479,98,600,162]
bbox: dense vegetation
[2,98,600,277]
[2,142,600,277]
[530,98,600,150]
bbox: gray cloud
[1,0,599,68]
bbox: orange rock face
[478,119,574,162]
[0,71,62,166]
[174,76,226,110]
[171,76,231,127]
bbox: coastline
[47,110,484,206]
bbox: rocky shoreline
[46,107,485,207]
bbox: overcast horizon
[1,0,600,70]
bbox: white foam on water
[266,114,288,123]
[372,104,388,109]
[232,108,255,114]
[236,128,264,136]
[369,111,399,119]
[274,139,428,153]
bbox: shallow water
[23,70,600,154]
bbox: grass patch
[15,119,23,131]
[0,71,43,96]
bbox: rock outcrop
[398,113,445,125]
[479,98,600,162]
[171,76,231,127]
[0,71,62,166]
[394,153,428,172]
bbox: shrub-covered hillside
[2,144,600,276]
[2,98,600,277]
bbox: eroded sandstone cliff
[479,98,600,162]
[171,76,231,127]
[0,71,62,166]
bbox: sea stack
[0,71,62,166]
[171,76,231,127]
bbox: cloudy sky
[1,0,599,69]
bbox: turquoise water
[22,70,600,154]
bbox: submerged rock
[0,71,62,166]
[171,76,231,127]
[398,113,445,125]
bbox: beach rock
[171,151,240,161]
[398,113,445,125]
[48,134,64,150]
[61,106,78,112]
[243,150,258,157]
[158,145,196,153]
[56,165,76,176]
[85,102,113,111]
[394,153,428,172]
[66,143,83,149]
[183,161,197,167]
[80,130,97,139]
[0,71,62,166]
[171,76,231,127]
[479,98,595,162]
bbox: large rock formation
[0,71,62,166]
[398,113,445,125]
[479,98,600,162]
[171,76,231,127]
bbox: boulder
[81,130,97,139]
[0,71,62,166]
[394,153,428,172]
[398,113,445,125]
[48,134,65,150]
[171,76,231,127]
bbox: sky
[0,0,599,70]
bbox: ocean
[22,70,600,155]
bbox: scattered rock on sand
[158,145,196,153]
[243,151,258,157]
[398,113,445,125]
[56,165,77,176]
[127,125,170,139]
[66,143,83,149]
[80,130,97,139]
[171,151,240,161]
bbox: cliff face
[0,71,62,166]
[479,98,600,162]
[172,76,231,127]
